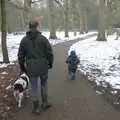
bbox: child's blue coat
[66,51,80,73]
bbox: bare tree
[47,0,57,39]
[78,5,84,34]
[0,0,9,63]
[76,0,88,34]
[83,8,88,33]
[70,0,77,36]
[64,0,69,37]
[24,0,32,26]
[55,0,69,37]
[97,0,107,41]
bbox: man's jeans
[30,72,48,104]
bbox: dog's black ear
[14,84,24,92]
[21,76,29,87]
[14,84,19,90]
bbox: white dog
[13,73,29,108]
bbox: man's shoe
[41,103,52,111]
[32,108,43,115]
[32,101,43,115]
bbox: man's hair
[29,20,39,29]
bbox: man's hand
[19,64,27,74]
[48,63,53,69]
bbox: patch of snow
[5,85,12,90]
[0,62,14,68]
[96,90,103,95]
[0,63,9,68]
[0,71,8,75]
[69,34,120,89]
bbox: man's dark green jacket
[18,29,53,76]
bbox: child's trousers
[68,68,76,80]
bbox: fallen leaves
[0,62,20,120]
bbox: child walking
[66,51,80,80]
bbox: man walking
[18,21,53,115]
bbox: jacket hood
[70,51,76,57]
[26,29,41,40]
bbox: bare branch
[31,0,43,4]
[6,0,25,10]
[54,0,65,10]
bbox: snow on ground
[43,31,96,45]
[69,34,120,89]
[0,31,96,65]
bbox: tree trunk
[24,0,31,27]
[71,2,77,36]
[47,0,57,39]
[64,0,69,37]
[72,13,76,36]
[106,1,113,35]
[83,9,88,33]
[0,0,9,63]
[97,0,106,41]
[73,13,77,36]
[79,7,84,34]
